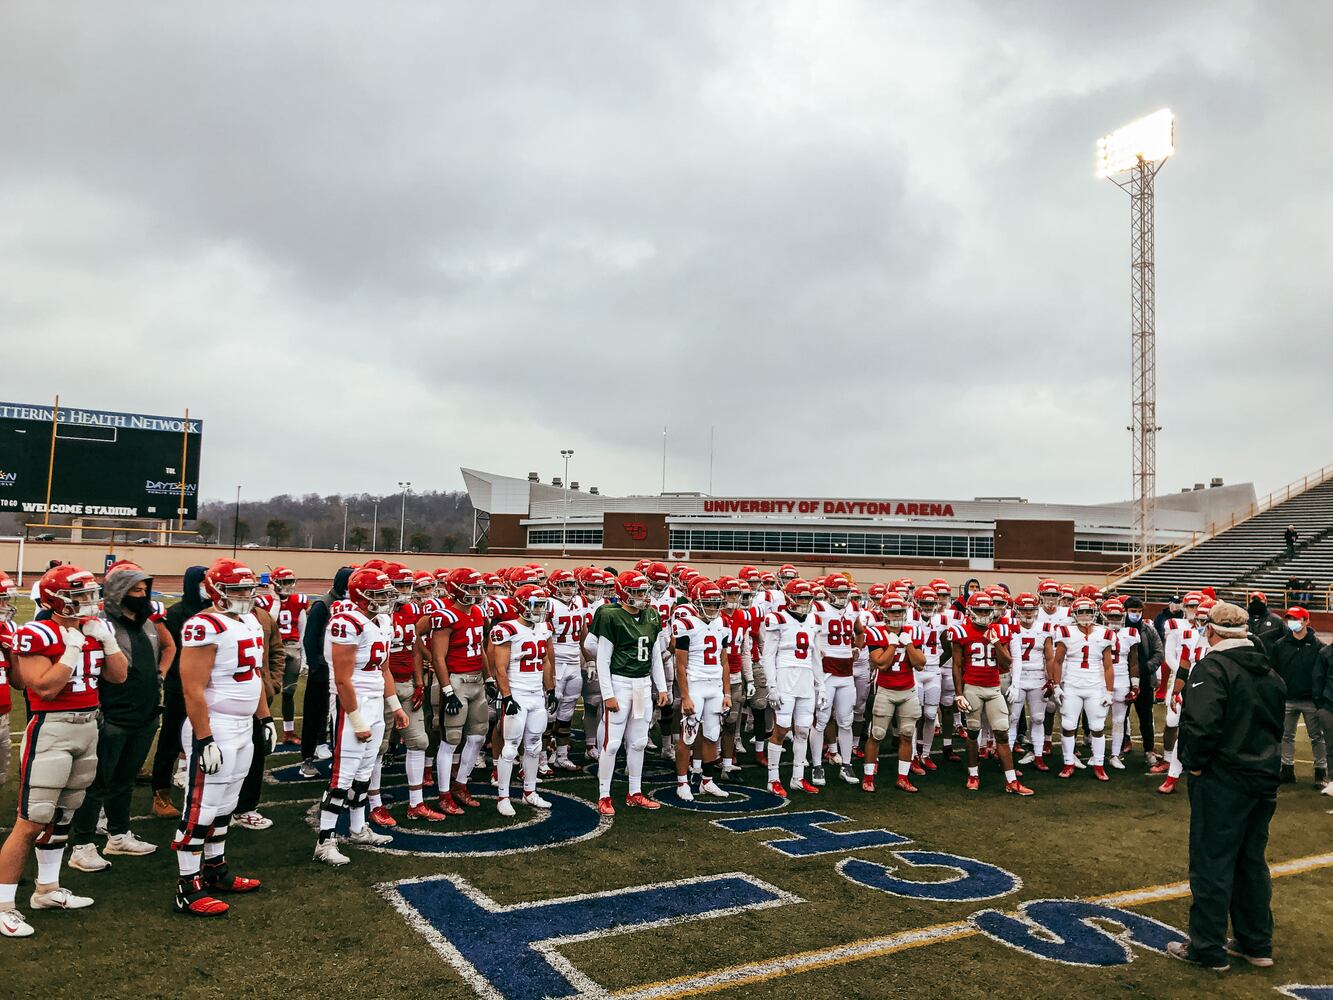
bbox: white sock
[767,741,783,783]
[597,746,616,798]
[283,721,295,734]
[864,761,877,777]
[369,756,384,808]
[497,752,515,799]
[1031,718,1045,754]
[522,748,539,794]
[809,725,825,767]
[556,743,569,762]
[1168,754,1183,778]
[838,724,853,763]
[406,749,425,807]
[177,851,202,877]
[348,806,365,834]
[457,734,485,786]
[721,756,733,770]
[1062,735,1076,764]
[1092,735,1106,766]
[1005,769,1017,783]
[35,848,64,886]
[626,743,645,796]
[898,759,911,777]
[968,765,979,778]
[791,733,809,782]
[0,883,15,909]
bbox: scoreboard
[0,401,203,521]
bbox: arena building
[462,468,1257,578]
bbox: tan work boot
[152,790,177,818]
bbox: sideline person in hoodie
[67,563,164,872]
[1168,601,1285,971]
[151,565,209,816]
[233,598,286,830]
[300,567,354,778]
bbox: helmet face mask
[916,597,938,617]
[1072,602,1098,628]
[621,585,649,610]
[966,594,995,627]
[698,595,724,621]
[58,582,103,618]
[827,585,850,609]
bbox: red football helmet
[204,559,259,616]
[347,568,398,616]
[867,582,888,608]
[671,562,691,582]
[1193,598,1215,625]
[514,584,551,625]
[1014,592,1039,625]
[413,570,437,601]
[37,564,102,618]
[718,577,742,609]
[986,586,1011,611]
[525,563,548,585]
[1058,584,1076,603]
[880,593,908,629]
[965,591,995,626]
[615,571,651,611]
[826,575,852,609]
[509,566,544,591]
[548,568,578,601]
[645,562,671,590]
[736,580,754,608]
[433,567,452,587]
[1183,591,1205,610]
[382,562,415,602]
[634,558,654,574]
[1038,579,1061,611]
[1071,597,1099,626]
[1101,599,1126,628]
[271,566,298,596]
[694,583,724,621]
[446,567,485,606]
[778,564,798,583]
[913,586,938,615]
[784,578,814,615]
[361,558,388,573]
[0,570,18,622]
[738,566,761,587]
[760,571,778,588]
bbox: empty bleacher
[1120,470,1333,602]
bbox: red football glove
[411,684,425,710]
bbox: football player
[761,579,823,797]
[0,566,128,937]
[1005,594,1054,772]
[268,567,308,747]
[545,569,587,771]
[172,560,274,914]
[428,567,491,814]
[591,571,669,815]
[1035,579,1068,628]
[490,585,557,815]
[950,592,1033,795]
[811,575,860,786]
[717,578,754,779]
[1155,599,1212,794]
[645,562,680,762]
[672,581,731,801]
[1049,597,1117,781]
[850,583,881,760]
[911,586,950,772]
[862,595,925,793]
[313,568,408,866]
[579,569,610,758]
[1101,599,1140,770]
[1159,591,1204,700]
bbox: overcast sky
[3,2,1330,507]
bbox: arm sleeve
[760,624,777,679]
[651,629,668,690]
[1178,660,1226,772]
[304,601,330,669]
[596,635,614,695]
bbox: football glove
[441,684,463,716]
[80,616,117,649]
[1099,690,1114,707]
[411,684,426,710]
[769,691,784,712]
[484,678,500,704]
[1051,686,1065,708]
[255,717,277,754]
[58,628,86,668]
[545,688,558,714]
[1007,684,1024,707]
[195,735,223,775]
[1171,692,1182,711]
[503,696,520,717]
[954,695,973,714]
[1126,686,1140,703]
[742,679,755,702]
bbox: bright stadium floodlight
[1095,108,1174,178]
[1098,109,1174,570]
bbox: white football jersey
[762,609,820,698]
[1036,606,1070,630]
[1161,615,1193,669]
[580,598,605,661]
[1112,625,1141,686]
[548,594,589,665]
[917,612,954,669]
[490,618,551,695]
[326,607,391,696]
[181,611,266,719]
[1053,624,1117,689]
[672,607,730,686]
[814,605,859,661]
[1007,622,1052,686]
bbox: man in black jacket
[1124,597,1164,764]
[151,564,209,817]
[1169,601,1285,971]
[299,567,354,779]
[1268,606,1326,787]
[1247,592,1284,648]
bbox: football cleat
[553,757,580,771]
[30,888,93,910]
[1092,765,1109,782]
[0,908,36,936]
[1157,776,1178,795]
[298,760,321,780]
[585,747,601,762]
[896,776,918,794]
[625,792,661,810]
[405,802,447,822]
[1058,765,1076,779]
[436,793,465,816]
[368,806,397,828]
[840,765,859,784]
[719,762,744,779]
[698,778,729,799]
[537,762,554,780]
[231,812,272,832]
[597,796,616,816]
[423,765,435,787]
[1017,750,1036,765]
[347,827,392,847]
[1148,760,1170,774]
[314,743,333,761]
[754,750,768,766]
[174,875,228,917]
[851,746,865,760]
[313,839,351,866]
[919,755,937,772]
[769,780,789,798]
[860,774,876,793]
[203,861,261,893]
[451,784,481,808]
[796,778,820,795]
[279,732,301,747]
[1034,756,1050,772]
[1071,756,1087,770]
[964,775,980,792]
[810,765,826,787]
[496,798,517,817]
[1005,780,1035,796]
[1109,756,1126,770]
[944,748,963,763]
[522,791,552,809]
[681,715,700,747]
[675,783,695,802]
[909,757,926,776]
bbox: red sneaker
[452,784,481,808]
[769,780,788,798]
[824,747,837,763]
[1034,755,1050,772]
[861,775,876,793]
[279,733,301,747]
[852,746,866,760]
[436,793,464,816]
[203,862,261,893]
[406,802,447,822]
[977,746,991,760]
[1157,776,1178,795]
[1148,760,1170,775]
[909,756,926,776]
[625,792,661,810]
[1092,765,1109,782]
[423,765,435,788]
[1058,765,1076,779]
[1005,779,1035,797]
[796,779,820,795]
[755,751,768,767]
[175,875,229,917]
[920,755,937,771]
[944,747,962,763]
[368,806,397,828]
[597,796,616,816]
[965,775,980,791]
[896,775,918,794]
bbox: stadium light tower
[1097,108,1174,565]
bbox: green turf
[3,602,1331,999]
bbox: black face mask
[1248,599,1266,616]
[122,594,155,620]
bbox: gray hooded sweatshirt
[100,568,162,728]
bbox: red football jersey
[11,619,105,712]
[951,620,1001,688]
[0,619,14,714]
[867,623,917,691]
[278,593,309,643]
[431,599,487,675]
[387,601,422,682]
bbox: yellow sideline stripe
[611,852,1333,1000]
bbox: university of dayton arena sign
[701,498,957,517]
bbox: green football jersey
[589,603,663,678]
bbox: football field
[4,691,1332,1000]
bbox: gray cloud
[1,1,1328,505]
